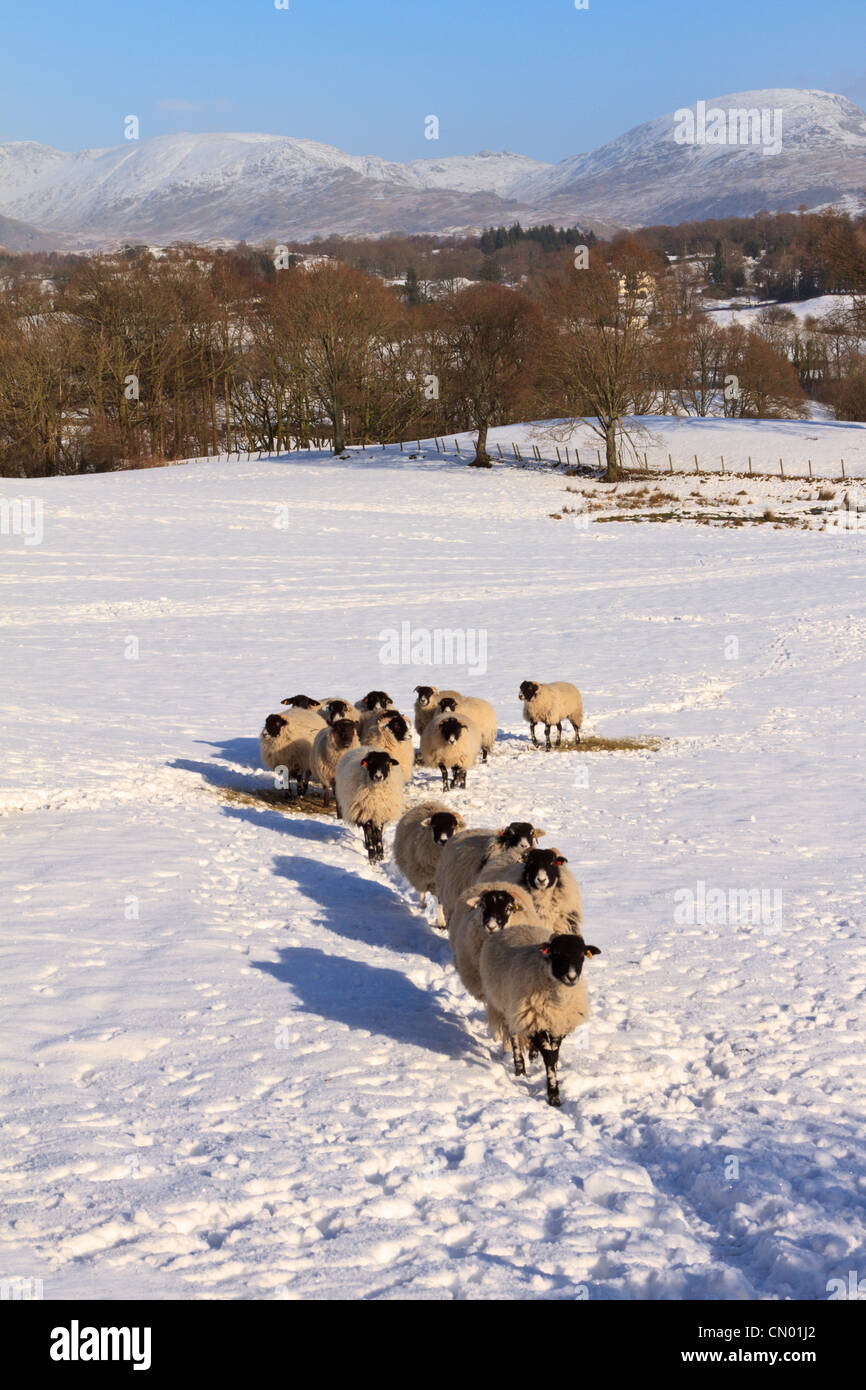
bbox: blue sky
[2,0,865,160]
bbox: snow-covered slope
[2,89,864,248]
[516,89,866,226]
[1,431,865,1299]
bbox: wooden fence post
[556,446,562,464]
[497,442,503,459]
[780,458,785,479]
[454,439,461,454]
[808,459,812,478]
[721,456,725,474]
[841,458,846,479]
[695,454,700,473]
[748,456,752,475]
[669,453,674,473]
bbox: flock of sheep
[258,680,600,1106]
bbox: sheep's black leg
[533,1031,562,1106]
[530,721,539,747]
[556,722,563,746]
[573,721,582,744]
[363,821,377,861]
[528,1038,539,1062]
[544,723,552,750]
[374,826,384,862]
[451,767,466,789]
[510,1036,526,1076]
[439,763,449,792]
[482,746,488,763]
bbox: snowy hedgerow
[433,821,543,924]
[393,800,466,924]
[448,882,540,1000]
[479,926,601,1106]
[334,746,405,863]
[435,694,497,762]
[518,680,583,749]
[419,712,482,791]
[477,847,583,934]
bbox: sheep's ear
[584,945,601,958]
[389,757,399,766]
[534,828,546,838]
[465,893,481,908]
[420,816,431,826]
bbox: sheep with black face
[518,680,583,750]
[310,718,360,807]
[413,686,463,736]
[448,882,540,1000]
[260,708,327,796]
[477,846,583,934]
[334,745,405,863]
[433,821,544,924]
[435,695,497,762]
[393,800,467,924]
[363,711,415,782]
[355,690,393,715]
[480,926,601,1106]
[319,698,362,727]
[419,712,482,792]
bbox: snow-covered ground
[1,435,865,1301]
[706,294,855,329]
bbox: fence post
[565,447,570,465]
[668,453,673,473]
[841,458,846,479]
[748,456,752,475]
[576,449,581,467]
[780,458,784,479]
[555,446,562,464]
[433,437,440,452]
[454,439,461,454]
[695,454,700,474]
[399,441,404,452]
[721,456,725,474]
[808,459,812,478]
[644,452,648,470]
[497,442,503,459]
[512,443,519,460]
[597,449,602,469]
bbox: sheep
[419,712,482,792]
[479,925,601,1105]
[310,718,360,807]
[433,821,545,924]
[259,708,327,796]
[476,847,583,935]
[363,711,415,782]
[334,746,405,863]
[435,694,497,762]
[518,680,583,750]
[393,800,467,924]
[358,706,412,742]
[448,882,541,1000]
[319,698,362,727]
[280,693,322,711]
[413,686,463,736]
[355,690,393,715]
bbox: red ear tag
[361,759,367,767]
[555,856,565,865]
[539,945,550,955]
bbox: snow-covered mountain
[1,90,865,249]
[518,89,866,226]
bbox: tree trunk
[604,420,619,481]
[471,419,492,467]
[332,405,345,455]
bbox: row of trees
[0,238,810,480]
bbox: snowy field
[1,433,865,1301]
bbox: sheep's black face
[265,714,287,738]
[361,749,397,782]
[501,821,538,850]
[281,694,319,709]
[438,717,464,744]
[519,681,539,702]
[414,685,436,707]
[437,696,458,713]
[361,690,392,711]
[332,719,357,749]
[430,811,460,844]
[326,700,350,720]
[385,714,410,742]
[480,890,517,934]
[543,935,601,987]
[523,848,566,892]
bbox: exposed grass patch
[219,784,337,817]
[525,734,665,753]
